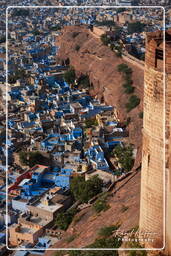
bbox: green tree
[113,144,134,172]
[55,209,77,231]
[124,85,135,94]
[77,74,90,88]
[70,175,103,203]
[64,68,76,85]
[128,241,147,256]
[122,79,133,88]
[75,45,80,51]
[85,118,98,128]
[118,64,134,94]
[19,151,46,167]
[98,225,120,238]
[117,64,132,75]
[28,151,46,167]
[128,22,146,34]
[19,151,28,165]
[126,95,140,112]
[93,193,110,213]
[100,34,110,46]
[70,176,85,201]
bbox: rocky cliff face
[56,25,144,169]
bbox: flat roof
[49,187,61,194]
[20,227,37,234]
[33,201,63,213]
[10,224,37,235]
[32,165,48,174]
[29,216,50,226]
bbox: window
[156,49,163,60]
[155,49,163,68]
[148,154,150,166]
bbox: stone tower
[139,30,164,249]
[140,29,171,253]
[165,30,171,255]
